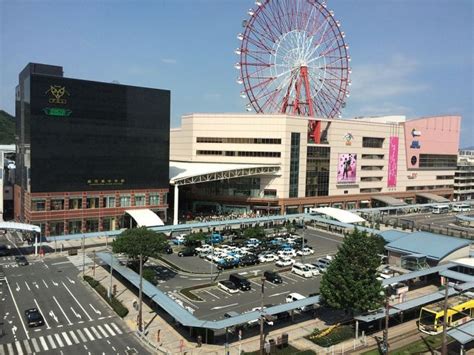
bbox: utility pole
[383,291,390,354]
[92,250,96,277]
[138,253,143,333]
[82,234,85,277]
[441,278,449,355]
[108,251,113,299]
[259,275,265,355]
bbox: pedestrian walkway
[0,321,123,354]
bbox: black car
[178,248,196,257]
[229,273,251,291]
[15,255,29,266]
[164,245,173,254]
[239,254,259,266]
[24,308,44,327]
[264,270,282,284]
[0,244,10,257]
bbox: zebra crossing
[0,322,123,354]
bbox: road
[0,235,149,355]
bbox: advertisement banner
[337,153,357,183]
[388,136,399,187]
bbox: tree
[112,227,168,332]
[185,232,207,247]
[243,226,265,240]
[320,229,384,315]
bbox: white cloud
[349,53,430,101]
[161,58,177,64]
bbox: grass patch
[306,325,353,347]
[243,345,316,355]
[83,275,129,318]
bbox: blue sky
[1,0,472,146]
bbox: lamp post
[259,275,265,355]
[380,287,393,355]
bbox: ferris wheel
[235,0,351,143]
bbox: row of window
[197,137,281,144]
[360,176,383,182]
[196,150,281,157]
[419,154,457,168]
[436,175,454,180]
[31,193,163,212]
[360,188,382,193]
[362,137,385,148]
[361,165,384,171]
[361,154,384,160]
[406,185,454,191]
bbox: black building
[15,63,170,236]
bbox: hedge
[83,275,129,318]
[306,325,353,347]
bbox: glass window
[69,198,82,210]
[68,220,82,234]
[50,199,64,211]
[49,221,64,236]
[103,196,116,208]
[135,194,145,206]
[86,197,99,209]
[120,195,131,207]
[419,154,457,168]
[31,199,46,211]
[362,137,385,148]
[85,219,99,233]
[102,217,117,231]
[149,193,160,205]
[289,133,300,198]
[305,146,330,197]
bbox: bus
[431,205,450,214]
[452,203,471,212]
[418,293,474,335]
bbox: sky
[1,0,473,147]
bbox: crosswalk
[0,322,123,354]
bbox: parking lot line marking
[6,343,13,354]
[269,290,291,298]
[22,339,32,354]
[204,289,220,299]
[24,281,31,291]
[83,327,95,341]
[61,281,93,321]
[110,322,123,334]
[61,331,73,346]
[42,279,49,288]
[46,335,57,349]
[280,274,299,283]
[97,325,109,338]
[103,323,116,336]
[214,288,231,296]
[30,338,40,352]
[76,329,88,342]
[53,295,73,325]
[39,336,49,351]
[54,333,64,347]
[90,326,103,339]
[34,298,51,329]
[5,277,30,339]
[14,341,23,355]
[249,280,261,287]
[69,330,81,344]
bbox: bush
[142,268,156,284]
[83,276,129,318]
[306,325,353,347]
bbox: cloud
[161,58,177,64]
[349,54,430,101]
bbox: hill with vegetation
[0,110,15,144]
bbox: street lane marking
[110,322,122,334]
[61,281,93,321]
[204,290,220,299]
[5,277,30,339]
[6,343,13,354]
[69,330,80,344]
[269,290,291,298]
[210,303,239,310]
[33,298,51,329]
[14,341,23,355]
[280,274,299,283]
[249,279,261,287]
[24,281,31,291]
[47,335,57,349]
[83,327,95,341]
[76,329,88,342]
[31,338,40,352]
[42,279,49,288]
[61,331,73,346]
[22,339,32,354]
[51,261,71,266]
[53,295,73,325]
[90,326,102,339]
[54,333,64,347]
[97,325,109,338]
[103,323,116,336]
[39,336,49,351]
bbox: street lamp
[380,287,394,355]
[259,275,265,355]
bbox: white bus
[431,205,450,214]
[452,204,471,212]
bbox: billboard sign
[337,153,357,184]
[387,136,399,187]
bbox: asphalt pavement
[0,234,149,355]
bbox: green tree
[185,232,207,247]
[243,226,265,240]
[320,229,384,315]
[112,227,167,331]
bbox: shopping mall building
[14,63,170,236]
[170,113,460,223]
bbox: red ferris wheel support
[280,66,322,144]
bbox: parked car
[172,235,186,245]
[0,244,10,257]
[258,253,278,263]
[239,254,259,266]
[285,292,311,312]
[229,273,251,291]
[207,233,224,244]
[278,249,296,258]
[218,280,239,294]
[247,307,274,326]
[195,244,212,253]
[217,257,239,270]
[15,255,29,266]
[264,270,282,284]
[291,263,313,278]
[24,308,44,327]
[297,247,314,256]
[276,257,295,267]
[305,264,320,276]
[164,245,173,254]
[178,248,197,257]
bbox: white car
[305,264,320,276]
[247,307,274,326]
[218,280,239,294]
[195,244,212,253]
[291,263,313,278]
[278,249,296,258]
[276,257,295,267]
[297,248,314,256]
[258,254,278,263]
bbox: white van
[285,292,310,312]
[291,263,313,278]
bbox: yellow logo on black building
[46,85,69,104]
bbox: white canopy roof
[169,161,280,186]
[0,222,41,233]
[125,209,164,227]
[310,207,366,224]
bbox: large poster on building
[337,153,357,183]
[388,136,399,187]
